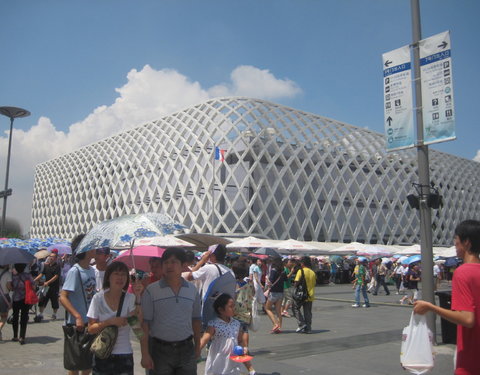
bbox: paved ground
[0,282,455,375]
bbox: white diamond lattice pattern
[31,97,480,245]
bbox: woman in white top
[249,258,265,304]
[87,262,142,375]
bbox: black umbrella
[254,247,281,258]
[0,247,35,266]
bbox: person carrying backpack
[183,244,236,327]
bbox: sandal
[270,325,279,333]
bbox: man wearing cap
[183,244,235,301]
[92,247,111,292]
[352,258,370,308]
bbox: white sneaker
[295,325,306,332]
[351,304,360,308]
[362,304,370,308]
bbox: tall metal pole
[1,117,15,234]
[0,106,30,235]
[411,0,436,339]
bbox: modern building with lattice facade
[31,97,480,245]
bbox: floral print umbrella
[77,212,186,254]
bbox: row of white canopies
[224,236,457,258]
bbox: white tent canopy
[226,236,275,249]
[395,244,421,255]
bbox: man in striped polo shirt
[140,247,202,375]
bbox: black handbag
[293,269,309,304]
[63,266,94,370]
[63,325,95,370]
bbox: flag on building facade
[214,147,226,161]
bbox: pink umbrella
[113,246,165,272]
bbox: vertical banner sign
[419,31,456,145]
[383,45,414,151]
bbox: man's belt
[153,335,193,347]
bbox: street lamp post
[0,106,30,235]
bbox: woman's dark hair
[14,263,26,273]
[271,256,283,270]
[71,233,86,264]
[185,250,195,264]
[71,233,85,252]
[162,247,187,263]
[213,293,233,315]
[231,260,249,280]
[455,220,480,255]
[103,262,130,291]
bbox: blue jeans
[150,337,196,375]
[355,284,369,305]
[93,353,133,375]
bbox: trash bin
[435,291,457,344]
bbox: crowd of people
[0,219,478,375]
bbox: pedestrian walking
[34,251,61,321]
[200,293,248,375]
[373,258,390,295]
[352,258,370,308]
[11,263,34,344]
[292,256,316,334]
[264,257,286,333]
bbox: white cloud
[474,150,480,162]
[0,65,301,235]
[209,65,302,99]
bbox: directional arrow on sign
[384,60,393,68]
[437,41,448,49]
[386,116,393,126]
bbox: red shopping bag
[24,279,39,305]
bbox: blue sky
[0,0,478,234]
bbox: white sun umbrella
[395,244,421,255]
[134,235,195,248]
[329,242,367,254]
[356,244,393,258]
[272,239,322,251]
[226,236,275,249]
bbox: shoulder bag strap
[214,264,223,277]
[300,268,309,297]
[75,265,89,312]
[116,292,126,317]
[269,268,283,288]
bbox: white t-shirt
[192,263,235,299]
[87,290,136,355]
[92,265,106,292]
[433,264,441,277]
[0,268,12,295]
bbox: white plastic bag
[400,312,435,374]
[249,299,260,332]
